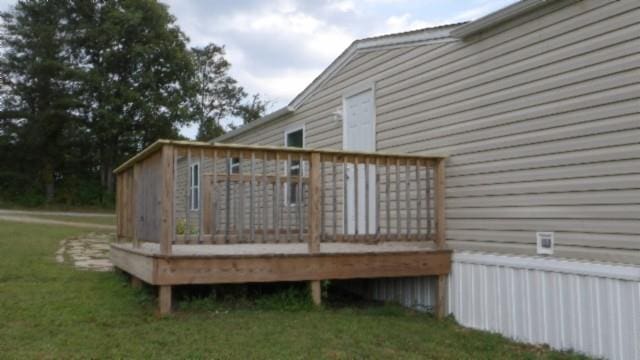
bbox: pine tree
[0,0,79,202]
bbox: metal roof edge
[212,105,294,142]
[451,0,556,38]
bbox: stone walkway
[56,233,114,272]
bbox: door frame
[341,80,377,234]
[341,80,376,150]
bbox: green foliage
[175,218,199,235]
[0,0,268,208]
[190,43,245,141]
[253,287,315,312]
[0,0,80,203]
[179,286,314,312]
[234,93,270,125]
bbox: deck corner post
[433,157,448,320]
[160,144,175,255]
[158,285,172,316]
[115,172,122,241]
[131,275,143,289]
[308,152,321,253]
[435,274,447,319]
[310,280,322,306]
[132,162,142,248]
[434,158,447,249]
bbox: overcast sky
[0,0,518,138]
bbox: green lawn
[0,220,588,359]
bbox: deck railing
[114,140,447,255]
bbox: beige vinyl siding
[221,0,640,264]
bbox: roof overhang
[212,105,294,142]
[451,0,571,38]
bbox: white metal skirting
[363,252,640,360]
[367,276,437,312]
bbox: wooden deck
[111,242,451,285]
[111,140,450,316]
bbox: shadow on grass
[121,277,414,317]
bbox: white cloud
[328,0,356,13]
[383,13,446,34]
[202,3,355,109]
[235,66,323,103]
[448,0,518,22]
[159,0,518,138]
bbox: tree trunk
[107,165,115,194]
[100,164,108,190]
[45,182,55,202]
[43,163,55,202]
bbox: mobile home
[213,1,640,359]
[112,1,640,359]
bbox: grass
[0,220,589,359]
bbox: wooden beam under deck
[111,244,451,286]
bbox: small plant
[254,287,314,312]
[175,218,199,235]
[179,295,223,312]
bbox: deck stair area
[111,140,451,315]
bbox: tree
[71,0,196,193]
[190,43,245,141]
[0,0,259,207]
[0,0,79,202]
[234,93,270,125]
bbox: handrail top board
[114,139,448,174]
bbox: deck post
[434,158,446,249]
[132,162,142,248]
[310,280,322,306]
[160,144,175,255]
[434,158,447,319]
[158,285,172,316]
[308,152,321,253]
[131,275,143,289]
[116,173,122,241]
[308,152,322,305]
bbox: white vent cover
[536,232,554,255]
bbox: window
[228,157,240,174]
[190,162,199,210]
[285,127,304,204]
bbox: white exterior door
[343,88,376,235]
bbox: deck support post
[435,275,447,319]
[434,158,447,319]
[158,285,172,316]
[131,275,143,289]
[310,280,322,306]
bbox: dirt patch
[56,233,114,272]
[0,214,114,230]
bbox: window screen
[190,163,199,210]
[285,128,303,204]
